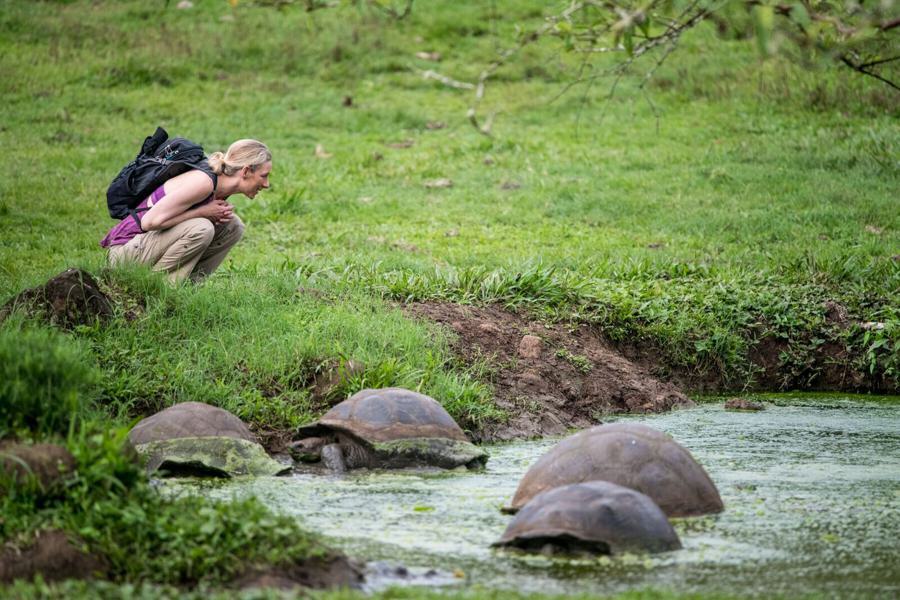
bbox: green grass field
[1,0,898,596]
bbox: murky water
[164,397,900,598]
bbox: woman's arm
[139,170,229,231]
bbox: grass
[0,0,898,595]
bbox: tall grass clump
[0,322,100,439]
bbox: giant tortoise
[505,422,723,517]
[494,480,682,555]
[293,387,487,471]
[128,401,288,477]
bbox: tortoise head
[289,436,329,463]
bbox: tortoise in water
[293,388,487,471]
[505,422,723,517]
[493,480,682,555]
[128,401,288,477]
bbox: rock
[0,442,76,493]
[0,530,107,583]
[518,335,542,359]
[724,398,765,411]
[0,268,113,329]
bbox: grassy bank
[1,0,897,396]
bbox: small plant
[555,348,592,374]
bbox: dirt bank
[404,302,693,442]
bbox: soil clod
[0,529,107,583]
[0,268,113,329]
[0,442,76,493]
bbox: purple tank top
[100,184,214,248]
[100,185,167,248]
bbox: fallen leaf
[386,139,415,149]
[176,0,193,8]
[865,225,883,235]
[391,241,418,252]
[445,229,459,237]
[500,180,521,190]
[483,156,495,165]
[358,196,374,204]
[315,144,332,159]
[415,51,442,61]
[424,178,453,189]
[426,121,446,130]
[220,13,235,21]
[647,242,666,249]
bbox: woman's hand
[200,199,235,224]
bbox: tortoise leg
[321,444,347,473]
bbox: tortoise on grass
[293,387,487,471]
[493,481,682,555]
[505,422,723,517]
[128,401,288,477]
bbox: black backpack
[106,126,216,224]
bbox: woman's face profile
[241,161,272,199]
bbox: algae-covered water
[165,397,900,598]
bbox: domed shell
[128,402,286,477]
[128,401,256,446]
[507,423,723,517]
[494,481,682,555]
[302,388,470,443]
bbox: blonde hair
[208,139,272,176]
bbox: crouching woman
[100,139,272,284]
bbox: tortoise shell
[128,401,257,447]
[299,388,469,443]
[127,402,285,477]
[507,423,723,517]
[494,480,682,555]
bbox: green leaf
[790,3,810,28]
[752,5,775,57]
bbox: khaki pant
[108,216,244,284]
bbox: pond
[164,397,900,598]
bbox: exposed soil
[233,553,364,591]
[404,302,693,442]
[0,529,108,584]
[0,268,113,329]
[0,441,76,493]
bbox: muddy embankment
[1,269,893,446]
[403,301,896,442]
